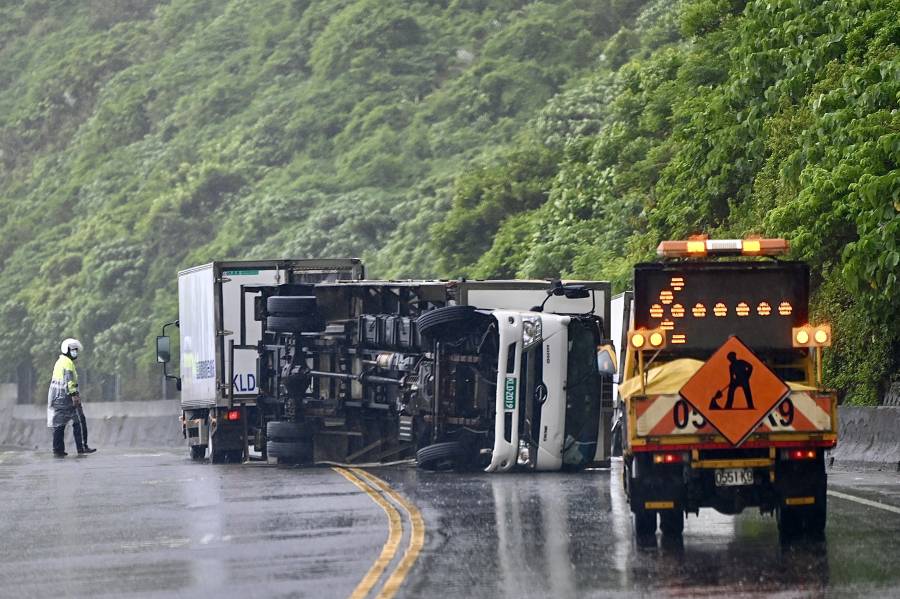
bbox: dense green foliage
[0,0,643,398]
[0,0,896,403]
[438,0,899,403]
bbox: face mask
[70,349,78,359]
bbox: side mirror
[537,281,592,312]
[156,336,171,363]
[563,285,590,299]
[596,343,617,376]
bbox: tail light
[781,449,816,461]
[225,409,241,421]
[653,452,686,464]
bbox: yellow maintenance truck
[620,237,837,542]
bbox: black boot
[52,425,67,457]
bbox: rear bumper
[182,406,258,449]
[627,449,826,515]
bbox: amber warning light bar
[657,238,789,258]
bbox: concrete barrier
[1,399,183,451]
[0,384,16,444]
[884,382,900,407]
[828,406,900,471]
[2,394,897,467]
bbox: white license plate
[715,468,754,486]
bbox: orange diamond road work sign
[679,336,790,446]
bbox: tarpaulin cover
[618,358,817,400]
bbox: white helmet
[60,338,83,356]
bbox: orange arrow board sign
[679,336,790,446]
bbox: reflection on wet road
[0,449,388,598]
[0,449,897,598]
[376,462,900,598]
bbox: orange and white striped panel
[755,392,834,433]
[634,394,717,437]
[634,391,834,438]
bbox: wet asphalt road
[0,448,898,598]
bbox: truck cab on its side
[256,279,614,472]
[412,301,607,472]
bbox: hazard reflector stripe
[756,393,832,434]
[635,392,834,438]
[793,393,832,430]
[635,395,681,436]
[785,496,816,506]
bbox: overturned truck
[158,260,615,471]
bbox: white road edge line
[828,489,900,515]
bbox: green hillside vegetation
[0,0,896,404]
[437,0,899,404]
[0,0,644,399]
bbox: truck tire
[190,445,206,461]
[267,315,322,333]
[208,423,242,464]
[776,505,802,543]
[267,296,316,315]
[659,510,684,536]
[416,441,465,470]
[417,306,486,340]
[267,440,312,464]
[267,421,309,441]
[211,449,243,464]
[804,491,827,538]
[633,509,657,538]
[804,501,826,539]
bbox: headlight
[522,315,542,349]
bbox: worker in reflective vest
[47,338,96,457]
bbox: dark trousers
[52,412,84,454]
[76,404,88,448]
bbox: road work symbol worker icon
[680,336,790,446]
[709,351,754,410]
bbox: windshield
[562,319,601,467]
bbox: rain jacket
[47,355,78,427]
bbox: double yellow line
[333,467,425,599]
